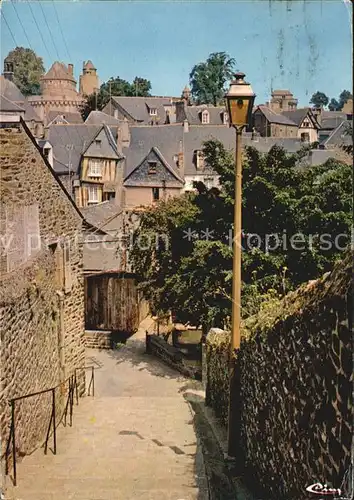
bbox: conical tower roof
[41,62,76,83]
[83,60,96,70]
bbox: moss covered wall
[205,251,352,499]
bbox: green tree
[338,89,352,109]
[5,47,45,96]
[189,52,236,106]
[131,77,152,97]
[328,90,352,111]
[80,75,152,119]
[309,91,329,108]
[130,141,351,331]
[328,98,340,111]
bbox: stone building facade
[266,89,298,112]
[0,118,85,469]
[204,251,352,499]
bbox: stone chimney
[116,121,130,154]
[176,101,187,122]
[183,119,189,133]
[68,64,74,75]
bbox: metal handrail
[4,366,95,487]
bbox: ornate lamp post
[225,72,255,458]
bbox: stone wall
[84,330,112,349]
[0,123,85,460]
[205,251,352,499]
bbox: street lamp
[225,72,255,459]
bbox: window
[301,132,310,143]
[201,110,209,124]
[43,148,50,159]
[196,151,205,170]
[148,161,157,174]
[95,139,102,146]
[152,187,160,201]
[88,159,102,177]
[223,112,229,125]
[88,185,99,203]
[303,120,310,127]
[149,108,157,116]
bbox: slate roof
[320,111,347,131]
[47,124,102,174]
[47,111,83,125]
[254,105,297,126]
[123,124,304,180]
[85,110,121,126]
[321,120,353,148]
[122,124,184,178]
[184,126,304,175]
[23,99,42,122]
[0,94,24,112]
[83,240,123,273]
[82,201,129,273]
[111,96,174,123]
[81,199,124,233]
[184,105,227,125]
[48,123,123,174]
[0,79,41,122]
[282,108,320,128]
[82,124,123,160]
[0,75,25,103]
[124,146,184,187]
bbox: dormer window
[223,112,229,125]
[149,107,157,116]
[148,161,157,174]
[201,110,210,124]
[196,151,205,170]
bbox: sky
[0,0,352,107]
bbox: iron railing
[4,366,95,487]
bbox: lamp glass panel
[228,97,251,126]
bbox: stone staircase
[4,345,208,500]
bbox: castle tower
[27,61,84,122]
[79,60,99,96]
[40,61,78,98]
